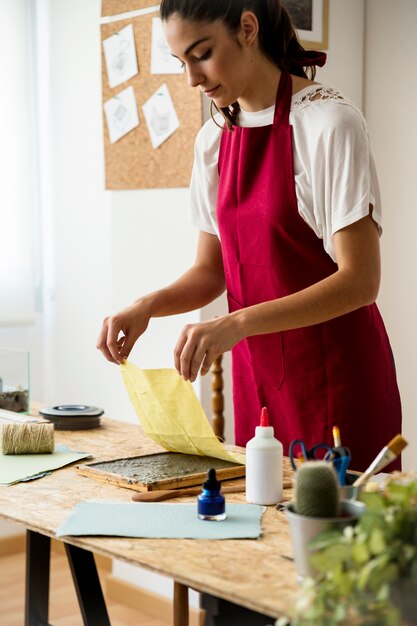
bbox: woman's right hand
[96,300,150,364]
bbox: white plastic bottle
[245,406,283,505]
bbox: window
[0,0,37,326]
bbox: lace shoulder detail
[291,86,348,110]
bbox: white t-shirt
[189,85,381,262]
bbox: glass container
[0,347,30,413]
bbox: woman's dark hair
[160,0,317,128]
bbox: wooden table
[0,418,298,626]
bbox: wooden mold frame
[76,451,246,492]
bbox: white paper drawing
[104,85,139,143]
[103,23,138,88]
[150,17,184,74]
[142,84,179,149]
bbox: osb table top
[0,417,298,619]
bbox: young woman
[97,0,402,472]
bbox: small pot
[284,500,366,580]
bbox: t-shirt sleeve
[189,118,222,237]
[294,100,382,262]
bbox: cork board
[101,3,203,189]
[76,452,246,492]
[102,0,157,17]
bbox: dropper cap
[203,468,221,491]
[256,406,274,438]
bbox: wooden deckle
[76,451,246,492]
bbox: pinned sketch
[142,84,179,149]
[104,85,139,144]
[150,17,184,74]
[103,23,138,88]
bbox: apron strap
[273,70,292,127]
[273,51,327,127]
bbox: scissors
[289,439,333,471]
[289,438,351,485]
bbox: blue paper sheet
[56,501,263,540]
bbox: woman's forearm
[233,266,378,339]
[233,215,381,338]
[141,264,226,318]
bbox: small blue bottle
[197,468,226,521]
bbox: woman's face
[163,14,255,108]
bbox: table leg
[64,543,111,626]
[201,594,274,626]
[173,581,189,626]
[25,530,52,626]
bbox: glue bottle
[245,407,283,505]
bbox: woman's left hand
[174,314,242,382]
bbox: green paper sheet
[121,360,245,465]
[0,445,91,485]
[56,500,263,539]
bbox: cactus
[294,461,339,518]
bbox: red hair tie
[293,50,327,67]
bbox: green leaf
[352,541,370,563]
[357,555,389,591]
[358,510,388,535]
[369,527,386,555]
[325,543,352,562]
[368,562,399,593]
[332,568,353,596]
[360,491,384,511]
[376,583,389,601]
[308,530,346,552]
[309,550,334,573]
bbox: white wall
[364,0,417,470]
[317,0,365,106]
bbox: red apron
[216,70,402,472]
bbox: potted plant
[284,461,365,579]
[278,472,417,626]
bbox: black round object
[39,405,104,430]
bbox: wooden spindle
[211,354,224,442]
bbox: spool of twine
[1,423,55,455]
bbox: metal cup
[339,484,361,500]
[284,500,366,580]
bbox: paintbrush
[353,434,408,487]
[132,480,293,502]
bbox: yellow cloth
[121,360,245,465]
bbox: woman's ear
[239,11,259,47]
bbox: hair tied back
[292,50,327,68]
